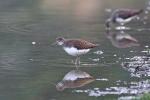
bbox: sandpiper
[54,37,98,66]
[106,30,140,48]
[56,70,95,91]
[105,9,143,28]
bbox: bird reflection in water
[106,29,140,48]
[56,70,95,91]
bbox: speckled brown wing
[64,39,98,50]
[117,9,143,19]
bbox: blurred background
[0,0,150,100]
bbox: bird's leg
[74,56,81,69]
[77,57,81,65]
[120,30,125,34]
[75,57,78,66]
[71,59,75,64]
[75,57,79,70]
[75,64,79,70]
[120,23,124,26]
[120,23,125,27]
[118,23,128,31]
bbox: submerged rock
[122,55,150,77]
[73,80,150,98]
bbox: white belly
[116,17,134,24]
[63,47,90,56]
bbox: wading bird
[53,37,98,66]
[105,9,143,28]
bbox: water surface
[0,0,150,100]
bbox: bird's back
[64,39,98,50]
[114,9,143,19]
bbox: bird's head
[55,37,65,46]
[105,18,111,29]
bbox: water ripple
[73,80,150,98]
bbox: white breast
[116,17,134,24]
[63,47,90,56]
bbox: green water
[0,0,150,100]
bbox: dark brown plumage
[64,39,98,50]
[114,9,143,20]
[105,9,143,28]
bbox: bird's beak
[51,42,57,46]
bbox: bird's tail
[134,9,143,15]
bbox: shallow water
[0,0,150,100]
